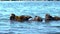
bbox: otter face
[45,14,55,22]
[45,14,51,19]
[46,15,49,19]
[33,16,42,21]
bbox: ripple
[0,1,60,34]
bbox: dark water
[0,1,60,34]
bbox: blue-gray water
[0,1,60,34]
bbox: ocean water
[0,1,60,34]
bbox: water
[0,1,60,34]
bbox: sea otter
[45,14,55,22]
[10,14,32,22]
[31,16,42,21]
[45,14,60,22]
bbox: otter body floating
[45,14,60,22]
[10,14,32,22]
[31,16,42,22]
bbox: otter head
[46,14,50,17]
[10,14,15,20]
[11,14,15,17]
[45,14,52,19]
[45,14,54,22]
[34,16,42,21]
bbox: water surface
[0,1,60,34]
